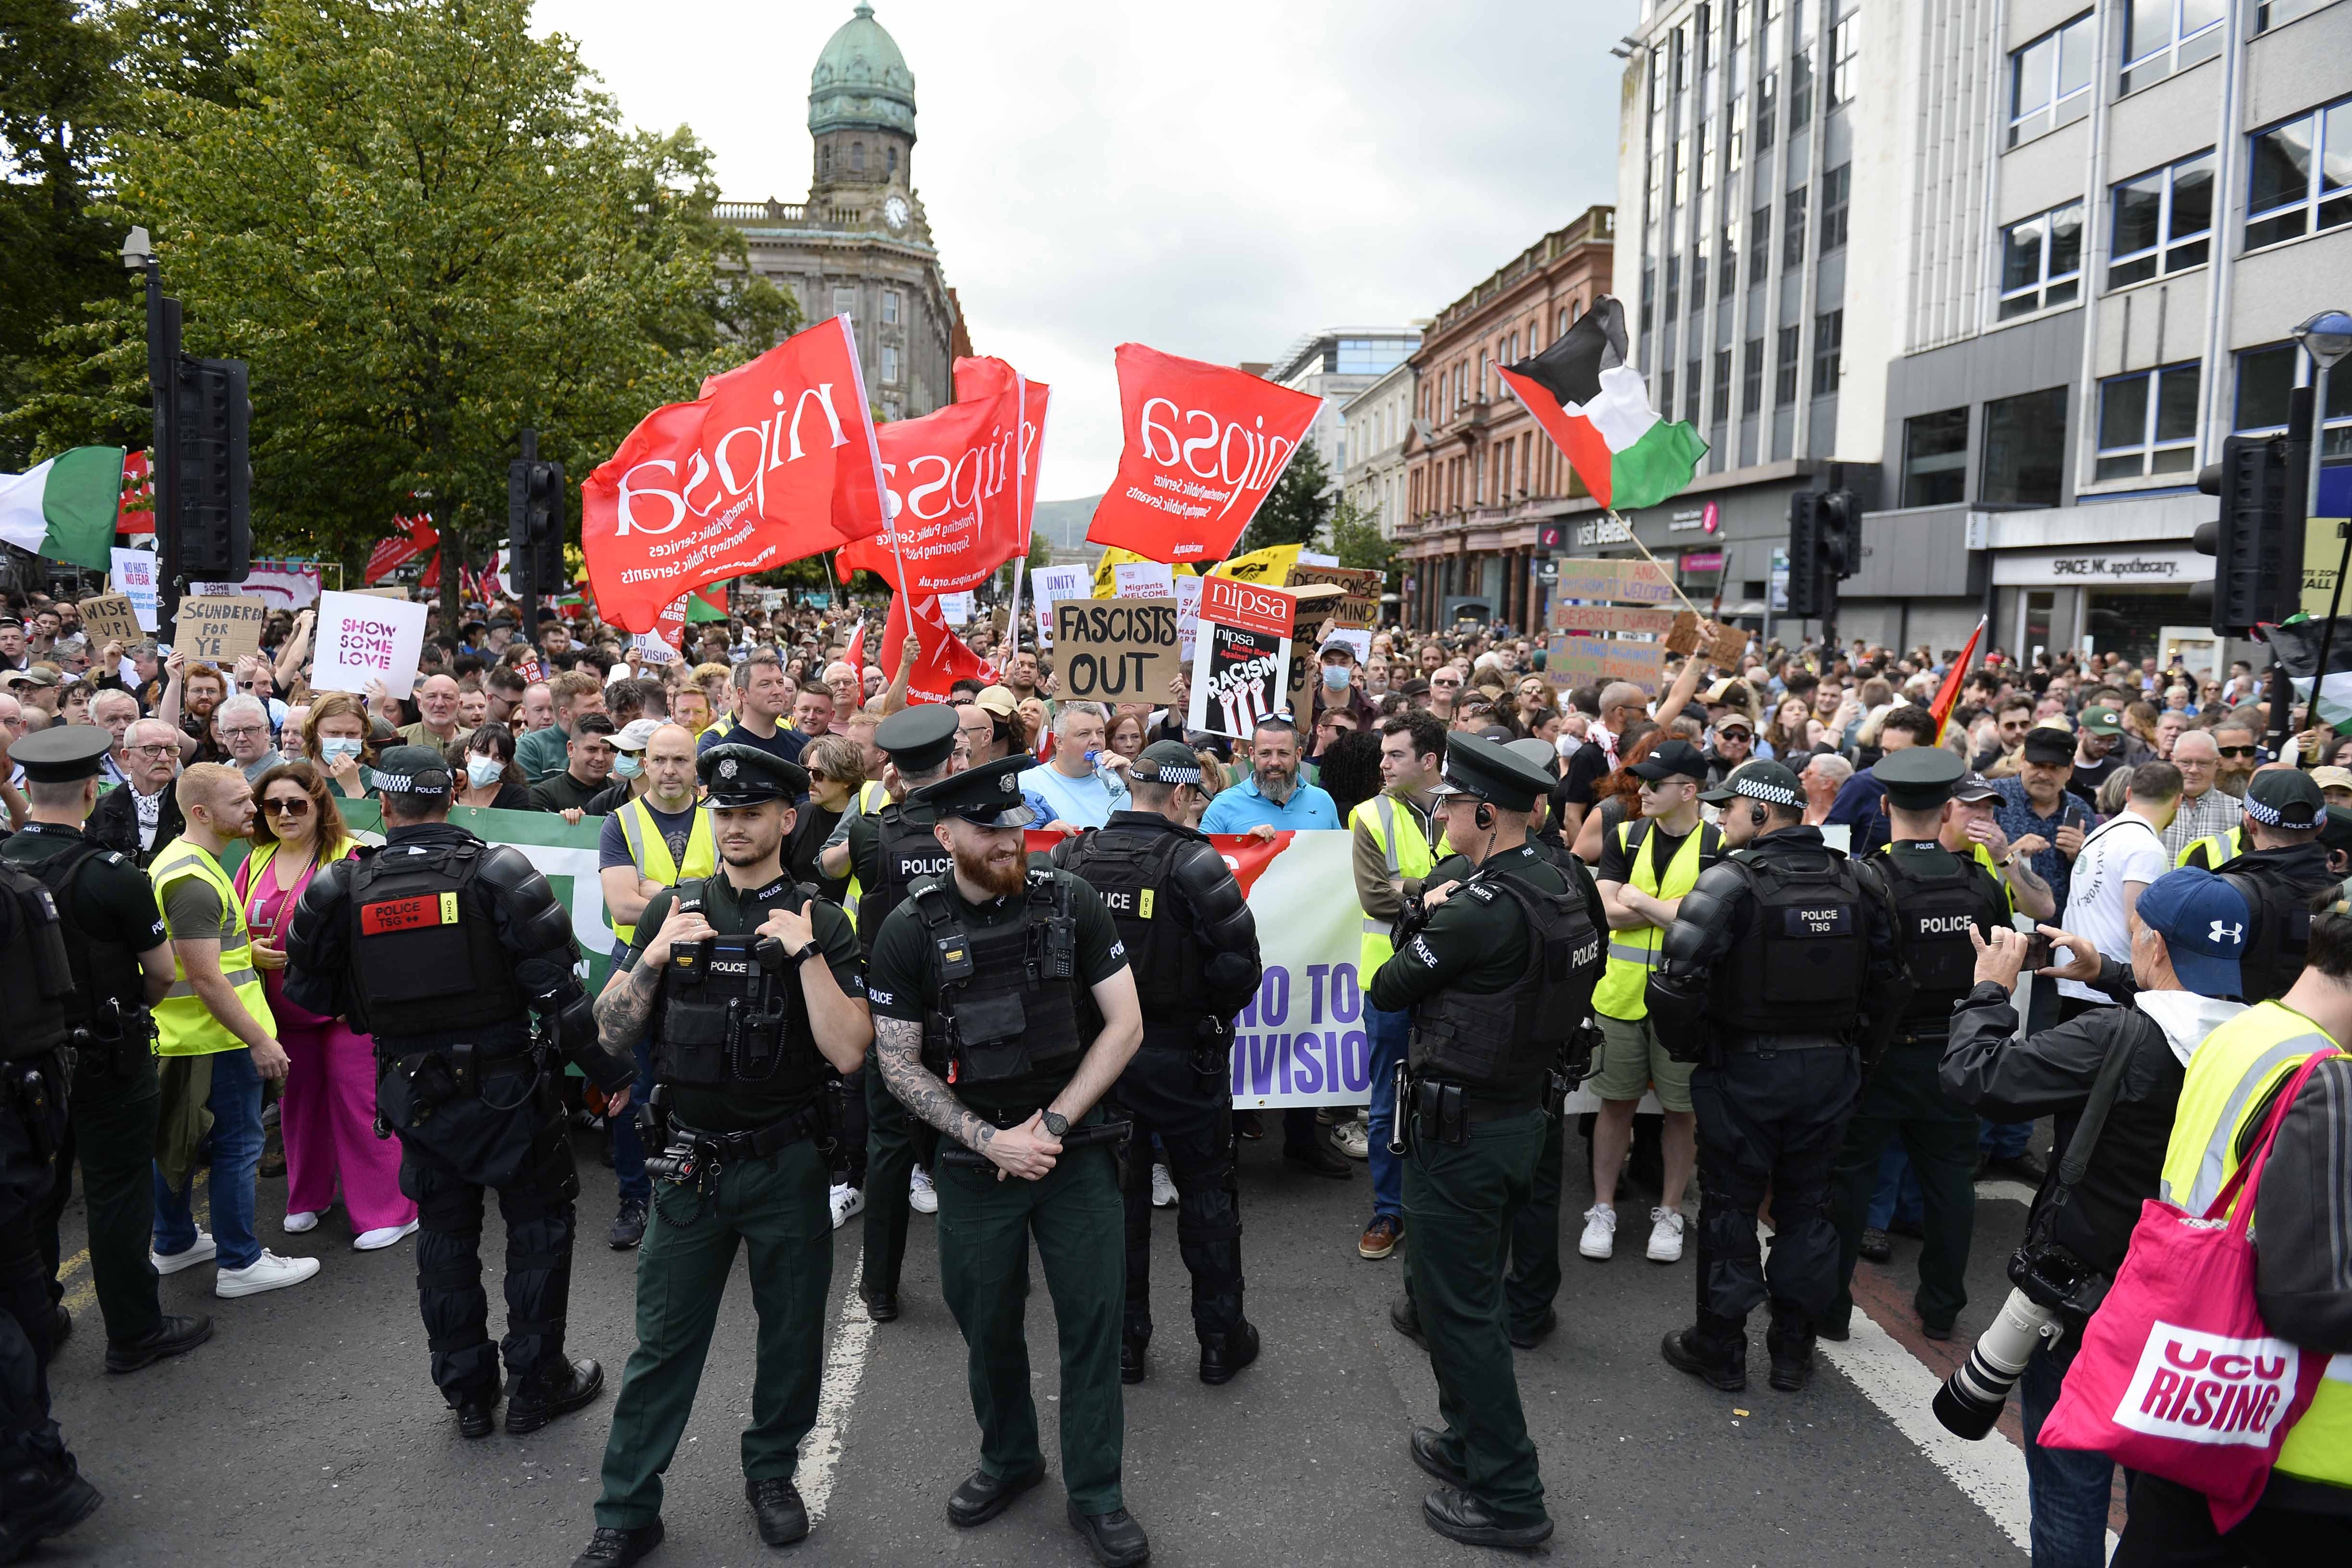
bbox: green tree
[1327,497,1397,585]
[24,0,797,625]
[1237,440,1333,555]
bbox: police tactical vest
[1877,844,2004,1034]
[856,804,954,952]
[2220,866,2325,1004]
[913,871,1088,1088]
[1711,851,1870,1033]
[347,839,526,1039]
[1408,868,1603,1099]
[0,862,75,1060]
[1053,827,1203,1021]
[22,839,146,1028]
[653,879,826,1100]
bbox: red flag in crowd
[880,592,990,705]
[835,369,1047,596]
[1084,344,1321,565]
[365,516,439,584]
[581,317,890,632]
[952,356,1049,546]
[1929,616,1987,745]
[844,617,866,673]
[117,450,155,536]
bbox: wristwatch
[1041,1110,1070,1138]
[787,940,822,969]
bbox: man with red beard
[866,754,1148,1568]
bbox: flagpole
[1608,508,1713,620]
[1005,371,1030,662]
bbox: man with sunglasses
[2209,717,2261,798]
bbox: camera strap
[2030,1020,2139,1245]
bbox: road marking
[1975,1178,2038,1206]
[798,1245,877,1523]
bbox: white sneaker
[152,1232,216,1275]
[1334,1116,1371,1160]
[216,1249,320,1298]
[353,1220,418,1252]
[283,1211,323,1235]
[1150,1163,1178,1208]
[1578,1203,1617,1260]
[1647,1206,1686,1264]
[909,1166,938,1215]
[829,1183,865,1230]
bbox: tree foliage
[1238,440,1333,555]
[1327,497,1398,585]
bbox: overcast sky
[537,0,1639,501]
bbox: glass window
[1757,70,1779,151]
[1812,310,1843,398]
[1783,184,1808,267]
[2095,363,2201,480]
[1693,246,1710,305]
[1743,336,1765,411]
[1790,48,1813,129]
[1712,348,1732,424]
[2122,0,2224,96]
[2256,0,2333,32]
[1685,358,1703,424]
[1902,408,1970,507]
[1721,217,1742,298]
[1698,2,1715,72]
[1646,153,1662,229]
[881,345,900,385]
[831,286,857,318]
[1828,14,1860,109]
[1819,163,1851,253]
[882,290,901,325]
[2246,97,2352,252]
[1674,135,1690,207]
[1997,200,2084,319]
[2107,152,2213,288]
[1661,367,1677,422]
[1641,264,1657,336]
[1981,388,2069,508]
[1776,325,1801,407]
[2233,343,2299,432]
[1700,118,1717,192]
[1729,96,1746,173]
[851,141,865,172]
[2008,12,2094,147]
[1752,203,1773,285]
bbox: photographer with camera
[1938,868,2250,1568]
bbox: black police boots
[571,1519,663,1568]
[1660,1311,1748,1391]
[1198,1321,1259,1385]
[1421,1488,1553,1551]
[455,1381,502,1439]
[1389,1293,1427,1350]
[0,1455,103,1560]
[746,1476,809,1546]
[506,1357,605,1434]
[1766,1311,1816,1392]
[947,1464,1045,1528]
[1067,1500,1150,1567]
[1121,1333,1147,1384]
[104,1313,213,1374]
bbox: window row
[1899,389,2070,510]
[1656,312,1841,427]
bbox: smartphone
[2022,932,2054,969]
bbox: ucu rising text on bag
[2114,1323,2302,1447]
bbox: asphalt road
[44,1118,2040,1568]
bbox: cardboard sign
[312,589,429,698]
[174,595,268,664]
[1030,563,1090,649]
[1188,575,1298,738]
[1664,610,1750,668]
[77,594,145,649]
[110,548,160,632]
[1550,559,1678,605]
[1283,583,1347,710]
[1112,559,1177,599]
[1545,634,1667,693]
[939,590,976,625]
[1052,596,1184,705]
[1552,604,1678,637]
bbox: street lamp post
[121,227,183,627]
[2293,309,2352,737]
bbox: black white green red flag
[1496,297,1706,513]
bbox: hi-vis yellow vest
[2176,826,2245,870]
[149,837,276,1057]
[1593,818,1714,1021]
[610,798,716,946]
[841,779,892,919]
[2157,1000,2352,1487]
[1353,793,1442,977]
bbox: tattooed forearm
[595,963,660,1056]
[874,1018,994,1155]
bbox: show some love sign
[312,590,428,698]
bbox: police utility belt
[638,1083,837,1189]
[71,997,156,1076]
[385,1038,542,1128]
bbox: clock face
[884,195,909,231]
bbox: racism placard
[174,595,268,665]
[110,547,159,632]
[311,589,429,698]
[1549,558,1677,606]
[1053,597,1184,705]
[1085,344,1323,564]
[1545,634,1668,691]
[1188,575,1296,739]
[77,594,145,649]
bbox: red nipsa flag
[880,593,989,706]
[833,373,1044,595]
[365,515,439,584]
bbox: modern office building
[1263,328,1424,486]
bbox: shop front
[1983,496,2219,669]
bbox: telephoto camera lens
[1932,1287,2061,1439]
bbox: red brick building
[1400,206,1614,632]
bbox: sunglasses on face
[263,797,313,816]
[2218,745,2258,759]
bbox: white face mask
[612,754,643,779]
[466,755,504,789]
[1322,665,1351,691]
[320,737,363,765]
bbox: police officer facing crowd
[1822,749,2007,1344]
[286,746,632,1440]
[819,703,961,1322]
[2206,768,2336,1002]
[573,745,871,1568]
[1050,739,1265,1388]
[3,729,211,1377]
[865,754,1148,1568]
[1646,760,1910,1396]
[1368,733,1603,1553]
[0,730,118,1561]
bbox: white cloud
[536,0,1637,499]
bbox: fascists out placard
[1053,596,1183,705]
[1188,575,1296,738]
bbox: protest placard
[1664,610,1750,667]
[1545,634,1667,692]
[312,590,429,698]
[1549,558,1678,607]
[346,586,414,601]
[939,590,975,625]
[1029,563,1089,649]
[1283,584,1346,710]
[1174,574,1203,662]
[174,595,267,664]
[1188,576,1296,738]
[1112,559,1176,599]
[77,594,145,649]
[1551,604,1678,637]
[1052,597,1184,705]
[110,548,160,632]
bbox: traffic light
[508,457,567,599]
[1820,488,1861,580]
[1785,489,1823,618]
[2190,432,2305,635]
[167,356,250,583]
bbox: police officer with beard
[572,745,871,1568]
[1370,734,1603,1552]
[287,746,634,1439]
[1050,740,1264,1387]
[1647,760,1910,1395]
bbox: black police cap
[1428,731,1552,813]
[699,743,808,808]
[371,744,454,795]
[1698,759,1804,808]
[1130,740,1206,787]
[10,724,114,784]
[909,753,1037,827]
[1877,745,1967,811]
[874,703,959,773]
[2245,767,2325,830]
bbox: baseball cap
[1952,772,2002,804]
[972,684,1018,718]
[2134,867,2249,1000]
[2077,706,2123,738]
[2244,766,2326,829]
[1630,738,1709,782]
[2313,765,2352,795]
[611,717,661,753]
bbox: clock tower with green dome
[717,1,966,421]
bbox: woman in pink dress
[238,761,418,1250]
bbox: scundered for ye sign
[312,590,429,698]
[174,595,267,664]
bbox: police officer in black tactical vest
[1822,748,2009,1344]
[865,754,1149,1568]
[286,746,634,1440]
[0,733,106,1561]
[2209,768,2338,1003]
[1646,760,1911,1396]
[572,745,871,1568]
[2,728,210,1377]
[819,702,961,1322]
[1050,739,1264,1388]
[1368,733,1603,1553]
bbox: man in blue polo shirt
[1200,715,1341,834]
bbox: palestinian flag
[2267,615,2352,734]
[1497,298,1705,513]
[0,446,127,570]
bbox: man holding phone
[2053,763,2181,1025]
